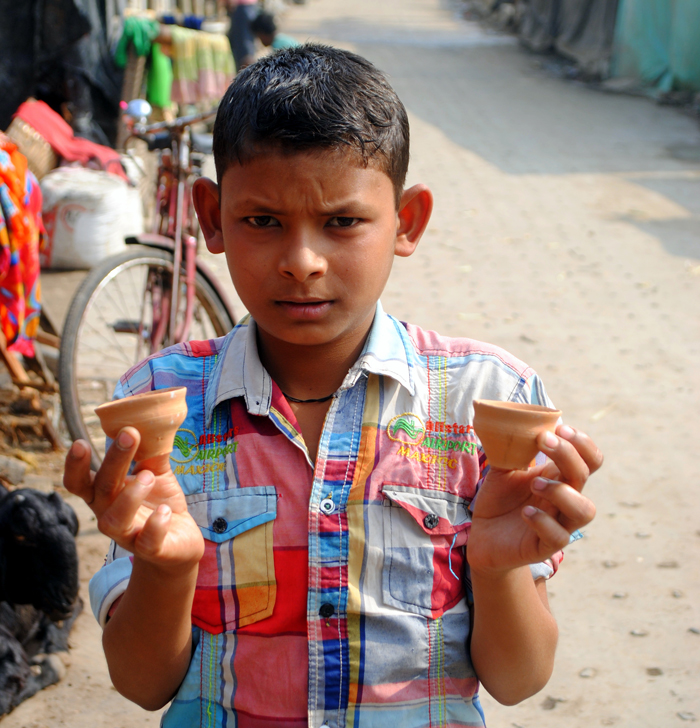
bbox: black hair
[213,44,410,205]
[250,11,276,37]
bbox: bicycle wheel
[58,246,234,468]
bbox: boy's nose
[278,234,328,281]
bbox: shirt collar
[342,301,416,395]
[204,302,416,425]
[204,316,273,426]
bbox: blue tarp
[612,0,700,92]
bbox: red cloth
[0,133,45,357]
[14,100,127,181]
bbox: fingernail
[70,440,86,459]
[157,504,171,517]
[532,477,549,491]
[559,425,575,440]
[135,471,154,487]
[117,430,135,449]
[523,505,538,517]
[544,431,558,449]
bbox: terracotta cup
[95,387,188,461]
[472,399,561,470]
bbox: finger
[97,470,155,543]
[537,430,590,492]
[134,504,172,559]
[531,477,596,531]
[92,427,141,512]
[522,505,571,554]
[63,440,95,503]
[557,425,604,475]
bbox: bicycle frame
[124,108,230,354]
[58,105,236,467]
[124,232,235,349]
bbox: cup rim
[473,399,561,416]
[94,386,187,416]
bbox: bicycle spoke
[80,269,156,369]
[78,319,138,368]
[84,298,138,356]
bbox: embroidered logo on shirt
[171,427,239,470]
[425,420,474,436]
[171,429,199,463]
[386,413,426,445]
[198,427,238,445]
[390,417,478,469]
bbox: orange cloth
[0,133,44,357]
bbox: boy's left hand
[467,425,602,577]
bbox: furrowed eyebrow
[235,202,284,215]
[321,202,372,216]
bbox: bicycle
[58,100,236,469]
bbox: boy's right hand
[63,428,204,574]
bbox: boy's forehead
[231,144,378,172]
[219,145,393,193]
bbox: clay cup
[472,400,561,470]
[95,387,188,461]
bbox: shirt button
[423,513,440,530]
[212,517,228,534]
[320,497,336,515]
[319,603,335,620]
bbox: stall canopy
[611,0,700,93]
[519,0,620,77]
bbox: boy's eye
[246,216,279,227]
[327,217,359,228]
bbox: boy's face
[201,149,428,357]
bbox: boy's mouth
[276,299,333,320]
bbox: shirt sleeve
[89,542,133,628]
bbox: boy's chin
[253,304,377,353]
[256,318,370,352]
[259,325,341,349]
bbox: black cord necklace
[282,391,335,404]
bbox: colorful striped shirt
[89,303,564,728]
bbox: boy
[64,45,601,727]
[250,11,300,50]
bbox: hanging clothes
[0,133,45,358]
[170,27,234,105]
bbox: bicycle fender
[125,233,175,250]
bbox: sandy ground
[5,0,700,726]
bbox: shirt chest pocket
[381,484,470,619]
[187,486,277,634]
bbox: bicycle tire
[58,246,235,469]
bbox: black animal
[0,484,82,716]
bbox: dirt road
[8,0,700,726]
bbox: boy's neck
[255,321,373,402]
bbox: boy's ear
[192,177,224,254]
[395,184,434,258]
